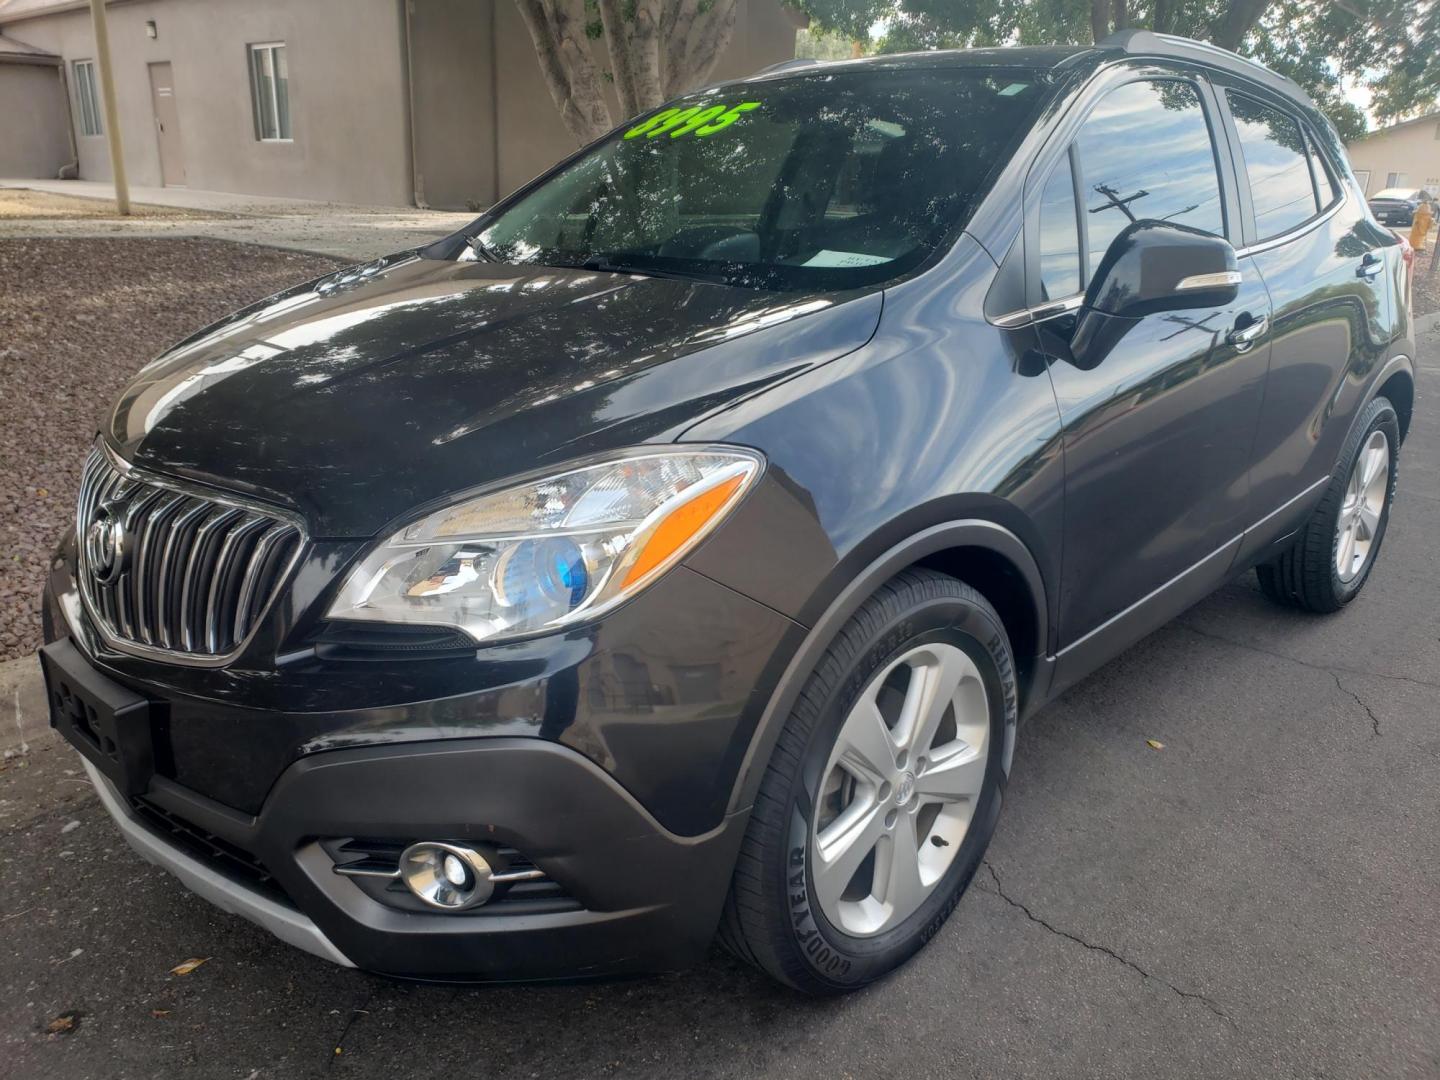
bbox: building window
[1385,171,1406,188]
[73,59,101,136]
[248,43,291,141]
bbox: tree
[514,0,738,145]
[807,0,1438,137]
[517,1,895,145]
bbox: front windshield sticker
[801,250,893,268]
[623,102,761,140]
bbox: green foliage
[790,0,897,42]
[795,26,866,58]
[802,0,1440,134]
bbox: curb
[0,653,52,755]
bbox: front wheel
[1257,395,1400,612]
[718,569,1017,993]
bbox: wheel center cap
[896,771,916,806]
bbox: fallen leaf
[1146,739,1165,750]
[169,957,210,976]
[45,1011,81,1035]
[151,1009,170,1019]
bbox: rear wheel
[1257,396,1399,612]
[718,569,1016,993]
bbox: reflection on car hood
[108,253,881,536]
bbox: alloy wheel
[810,642,989,937]
[1336,429,1389,584]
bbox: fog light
[399,842,496,910]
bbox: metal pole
[88,0,130,215]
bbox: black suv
[43,31,1415,993]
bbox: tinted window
[1038,151,1082,299]
[474,69,1051,291]
[1307,133,1340,208]
[1075,79,1225,279]
[1227,93,1319,240]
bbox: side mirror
[1084,220,1240,318]
[1069,221,1240,369]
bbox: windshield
[469,67,1050,291]
[1371,189,1417,200]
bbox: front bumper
[70,715,749,980]
[43,526,800,980]
[80,756,355,968]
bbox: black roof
[753,31,1310,110]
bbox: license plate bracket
[41,638,156,796]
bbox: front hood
[109,253,881,536]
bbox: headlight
[325,447,763,643]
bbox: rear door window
[1226,92,1320,240]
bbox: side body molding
[724,519,1049,818]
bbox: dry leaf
[151,1009,170,1019]
[169,957,210,976]
[1146,739,1165,750]
[45,1012,79,1035]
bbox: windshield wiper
[575,254,729,285]
[464,234,497,261]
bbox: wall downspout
[400,0,425,208]
[489,0,499,207]
[55,60,80,179]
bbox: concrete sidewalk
[0,179,476,261]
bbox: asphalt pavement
[3,318,1437,1080]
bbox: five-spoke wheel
[1335,429,1389,584]
[812,643,989,936]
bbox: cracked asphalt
[3,320,1437,1079]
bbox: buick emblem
[86,500,129,585]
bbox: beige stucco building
[1345,111,1440,198]
[0,0,800,209]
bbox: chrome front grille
[75,447,304,663]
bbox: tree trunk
[1152,0,1174,34]
[683,0,739,89]
[1090,0,1110,42]
[628,0,665,113]
[1112,0,1129,30]
[1213,0,1274,50]
[663,0,705,97]
[514,0,613,145]
[597,0,640,119]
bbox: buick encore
[43,31,1416,992]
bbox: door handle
[1227,314,1268,351]
[1358,253,1383,279]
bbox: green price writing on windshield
[623,102,761,140]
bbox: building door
[147,62,186,186]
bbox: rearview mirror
[1084,220,1240,318]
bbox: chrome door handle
[1358,253,1383,279]
[1227,315,1268,351]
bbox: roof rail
[1095,28,1308,102]
[753,57,827,77]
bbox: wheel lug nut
[895,750,908,769]
[885,809,898,829]
[878,781,892,801]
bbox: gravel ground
[1416,260,1439,317]
[0,238,344,662]
[0,190,224,221]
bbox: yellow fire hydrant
[1409,198,1433,252]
